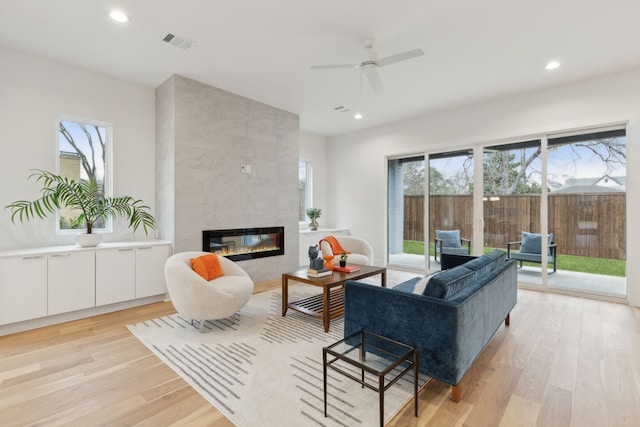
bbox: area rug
[127,284,429,427]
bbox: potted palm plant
[306,207,321,231]
[5,169,156,247]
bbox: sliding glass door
[427,151,474,270]
[479,128,626,297]
[387,156,426,270]
[546,128,626,297]
[482,140,543,287]
[387,126,627,299]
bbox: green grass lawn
[402,240,626,277]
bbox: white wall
[328,67,640,306]
[300,130,330,228]
[0,46,156,250]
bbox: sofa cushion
[458,249,506,277]
[510,252,554,263]
[483,249,507,270]
[393,272,439,294]
[423,266,476,299]
[461,255,492,276]
[520,231,553,254]
[436,229,462,248]
[392,277,421,294]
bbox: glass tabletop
[324,329,415,375]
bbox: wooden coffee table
[282,265,386,332]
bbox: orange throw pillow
[190,253,224,281]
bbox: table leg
[414,348,419,417]
[281,274,288,316]
[379,374,385,427]
[323,348,328,417]
[323,286,330,332]
[361,330,366,388]
[381,270,387,288]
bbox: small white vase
[75,233,103,247]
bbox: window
[299,161,312,222]
[57,115,112,232]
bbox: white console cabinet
[0,255,47,324]
[0,241,172,335]
[135,245,171,298]
[96,248,136,306]
[48,251,95,315]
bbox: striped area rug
[128,283,429,427]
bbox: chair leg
[505,313,510,326]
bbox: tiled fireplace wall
[155,74,300,281]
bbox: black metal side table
[323,329,419,427]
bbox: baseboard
[0,294,167,336]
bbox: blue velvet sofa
[344,250,517,402]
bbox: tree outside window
[57,116,111,231]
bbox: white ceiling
[2,0,640,137]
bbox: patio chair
[434,229,471,264]
[507,231,557,273]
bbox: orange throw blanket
[319,235,351,255]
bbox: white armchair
[319,235,374,266]
[164,251,254,331]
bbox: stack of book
[332,265,360,273]
[307,267,332,278]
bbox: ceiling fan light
[545,61,560,70]
[110,10,129,23]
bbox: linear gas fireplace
[202,227,284,261]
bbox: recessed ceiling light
[545,61,560,70]
[354,113,363,120]
[110,10,129,23]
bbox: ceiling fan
[310,40,424,95]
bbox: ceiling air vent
[162,33,195,50]
[334,105,350,113]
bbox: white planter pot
[75,233,103,247]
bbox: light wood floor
[1,281,639,426]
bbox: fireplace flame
[213,245,280,257]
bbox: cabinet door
[96,248,135,306]
[48,251,95,315]
[135,245,170,298]
[0,256,47,324]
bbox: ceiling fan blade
[310,64,359,70]
[363,67,383,95]
[376,48,424,67]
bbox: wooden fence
[404,193,626,260]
